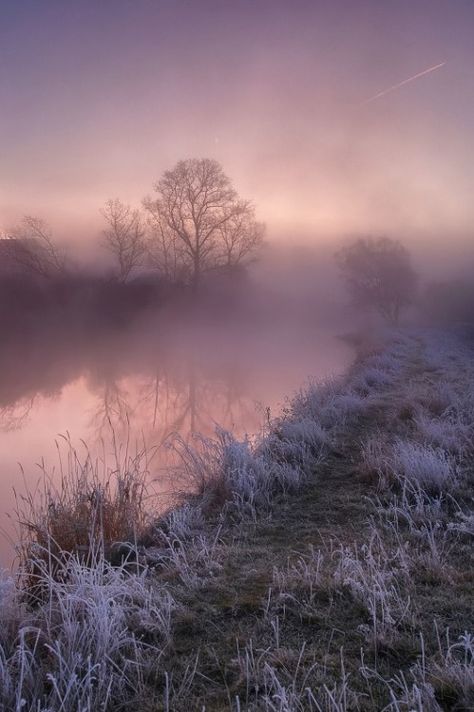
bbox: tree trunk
[192,255,201,294]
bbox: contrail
[361,61,447,105]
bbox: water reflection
[0,311,350,565]
[0,397,38,432]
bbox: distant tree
[335,237,417,324]
[8,216,67,278]
[144,158,264,291]
[101,199,146,282]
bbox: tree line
[1,158,264,292]
[3,156,445,327]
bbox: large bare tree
[144,158,264,290]
[335,236,417,324]
[101,199,146,282]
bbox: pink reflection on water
[0,330,350,567]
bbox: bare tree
[217,204,265,269]
[335,236,417,324]
[7,216,67,278]
[101,199,146,282]
[142,198,190,284]
[144,158,264,291]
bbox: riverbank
[1,329,473,711]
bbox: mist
[2,1,474,250]
[3,4,474,709]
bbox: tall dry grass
[13,433,155,574]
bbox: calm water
[0,311,350,566]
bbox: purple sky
[1,0,473,252]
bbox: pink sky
[1,0,473,254]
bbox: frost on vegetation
[334,535,412,645]
[377,476,445,532]
[385,674,441,711]
[448,510,474,536]
[414,412,470,454]
[277,418,328,450]
[364,349,405,377]
[14,436,152,569]
[412,380,458,418]
[264,417,328,473]
[233,641,356,712]
[0,573,20,617]
[319,391,367,428]
[2,330,474,711]
[169,420,326,521]
[375,497,451,576]
[290,378,368,431]
[385,333,418,358]
[270,547,327,618]
[353,366,394,393]
[163,502,206,541]
[147,523,224,589]
[361,435,390,486]
[388,440,457,493]
[370,444,458,571]
[0,574,24,648]
[386,631,474,711]
[0,556,174,712]
[169,429,270,514]
[345,335,417,397]
[428,631,474,704]
[410,521,451,572]
[289,377,343,424]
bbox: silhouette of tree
[7,216,67,278]
[144,158,263,291]
[101,199,146,282]
[336,237,417,324]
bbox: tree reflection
[88,378,134,437]
[0,396,37,432]
[0,332,261,450]
[135,360,260,445]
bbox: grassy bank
[1,329,473,711]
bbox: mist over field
[1,1,474,711]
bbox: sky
[1,0,473,257]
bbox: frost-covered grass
[389,440,457,492]
[168,428,306,520]
[166,388,338,520]
[230,640,359,712]
[270,546,330,621]
[334,533,413,647]
[386,631,474,711]
[414,411,470,454]
[0,556,174,711]
[2,328,474,710]
[361,438,459,494]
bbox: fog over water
[0,255,354,565]
[2,0,474,569]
